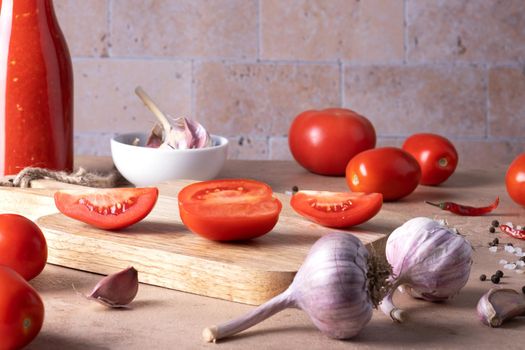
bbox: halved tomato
[178,179,282,241]
[290,191,383,228]
[54,188,159,230]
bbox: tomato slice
[290,191,383,228]
[178,179,282,241]
[54,188,159,230]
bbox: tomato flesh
[346,147,421,201]
[178,179,281,241]
[0,266,44,350]
[506,153,525,207]
[291,191,383,228]
[54,188,159,230]
[0,214,47,281]
[402,133,458,186]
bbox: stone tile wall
[55,0,525,167]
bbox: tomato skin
[290,191,382,228]
[402,133,458,186]
[506,153,525,207]
[0,266,44,350]
[178,179,282,241]
[0,214,47,281]
[54,188,159,230]
[289,108,376,176]
[345,147,421,201]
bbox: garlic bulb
[203,232,391,342]
[380,217,472,322]
[477,288,525,327]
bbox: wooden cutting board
[0,180,400,305]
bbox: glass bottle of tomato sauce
[0,0,73,176]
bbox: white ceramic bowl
[111,132,228,186]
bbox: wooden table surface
[18,158,525,349]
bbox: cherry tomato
[178,179,282,241]
[506,153,525,207]
[290,191,383,228]
[402,133,458,186]
[54,188,159,230]
[345,147,421,201]
[0,214,47,281]
[0,265,44,350]
[288,108,376,176]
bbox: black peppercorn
[479,274,487,281]
[520,256,525,262]
[495,270,504,278]
[292,185,299,193]
[491,275,500,284]
[522,286,525,294]
[489,227,496,233]
[492,238,499,245]
[507,243,514,247]
[491,220,499,227]
[488,242,495,247]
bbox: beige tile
[269,137,292,161]
[261,0,404,62]
[227,137,268,160]
[73,59,191,133]
[110,0,257,58]
[344,65,487,137]
[407,0,525,63]
[54,0,109,57]
[454,139,525,168]
[74,132,115,156]
[195,62,340,137]
[489,67,525,138]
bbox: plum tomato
[288,108,376,176]
[345,147,421,201]
[178,179,282,241]
[290,191,383,228]
[54,187,159,230]
[0,265,44,350]
[402,133,458,186]
[0,214,47,281]
[506,153,525,207]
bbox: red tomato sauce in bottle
[0,0,73,176]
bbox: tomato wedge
[54,188,159,230]
[178,179,282,241]
[290,191,383,228]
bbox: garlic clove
[146,123,164,148]
[477,288,525,327]
[87,266,139,308]
[183,117,212,149]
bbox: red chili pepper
[425,197,499,216]
[500,225,525,240]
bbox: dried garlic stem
[203,289,295,342]
[135,86,172,134]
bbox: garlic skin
[477,288,525,327]
[87,266,139,308]
[203,232,389,342]
[380,217,472,322]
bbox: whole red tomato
[0,265,44,350]
[402,133,458,186]
[346,147,421,201]
[506,153,525,206]
[288,108,376,176]
[0,214,47,280]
